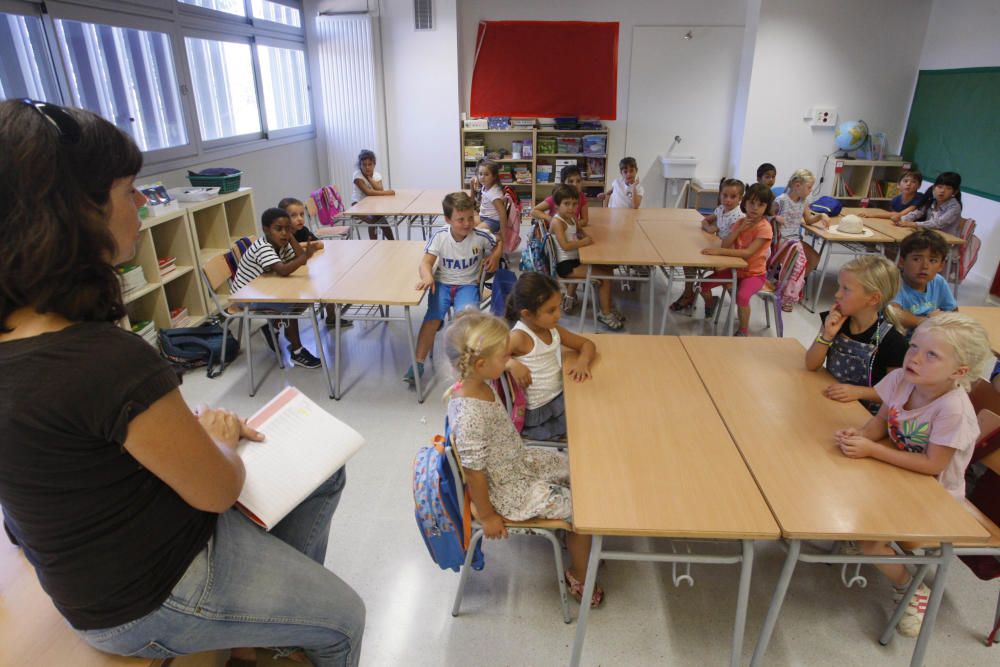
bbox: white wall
[916,0,1000,287]
[378,0,460,188]
[737,0,931,187]
[456,0,746,180]
[142,139,321,221]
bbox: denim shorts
[424,283,480,321]
[481,217,501,234]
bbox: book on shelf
[536,165,554,183]
[510,117,535,129]
[169,306,190,328]
[464,166,476,183]
[885,182,899,198]
[131,320,157,346]
[537,137,557,154]
[514,166,532,184]
[463,145,485,161]
[521,139,533,157]
[498,165,514,184]
[586,158,605,180]
[117,264,147,293]
[555,136,581,153]
[158,256,177,276]
[239,386,366,530]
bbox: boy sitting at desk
[406,192,500,385]
[231,207,321,369]
[889,229,957,333]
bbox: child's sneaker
[781,301,794,313]
[289,346,322,369]
[597,311,623,331]
[734,328,749,337]
[611,307,627,322]
[897,582,930,637]
[561,294,577,313]
[403,361,425,385]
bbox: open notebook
[239,386,366,530]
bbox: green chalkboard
[902,67,1000,202]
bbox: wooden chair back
[203,252,234,293]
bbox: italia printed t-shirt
[425,227,496,285]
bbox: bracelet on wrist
[815,335,833,347]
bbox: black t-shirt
[0,322,216,630]
[820,311,908,385]
[294,227,318,243]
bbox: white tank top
[552,214,580,263]
[512,321,563,409]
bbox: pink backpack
[310,186,347,228]
[766,239,808,305]
[491,371,526,432]
[500,185,523,254]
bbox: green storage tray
[187,171,242,194]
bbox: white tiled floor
[179,242,999,666]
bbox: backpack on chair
[412,426,484,572]
[501,185,523,254]
[766,239,808,305]
[310,186,347,228]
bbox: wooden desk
[962,306,1000,354]
[229,240,377,304]
[840,208,965,246]
[800,221,893,312]
[325,241,429,402]
[576,214,662,334]
[638,219,746,335]
[402,188,456,216]
[343,188,421,216]
[0,540,161,667]
[566,336,778,667]
[637,207,704,222]
[585,207,640,226]
[681,336,990,667]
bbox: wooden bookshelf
[182,188,258,308]
[831,159,911,206]
[460,125,611,219]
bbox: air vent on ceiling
[414,0,433,30]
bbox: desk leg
[569,534,603,667]
[807,240,831,313]
[334,304,343,400]
[726,273,738,335]
[730,539,755,667]
[312,308,335,399]
[648,265,655,335]
[750,539,801,667]
[659,267,673,335]
[578,266,593,332]
[910,543,953,667]
[244,305,256,397]
[405,306,426,403]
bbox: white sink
[660,155,698,179]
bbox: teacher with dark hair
[0,99,364,667]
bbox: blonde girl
[774,168,828,273]
[444,311,604,607]
[806,255,908,414]
[352,149,395,240]
[835,313,993,637]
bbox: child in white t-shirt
[835,313,993,638]
[406,192,501,385]
[600,156,643,209]
[352,149,396,240]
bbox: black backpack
[158,324,240,378]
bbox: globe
[834,120,869,152]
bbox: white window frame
[2,0,314,174]
[42,0,201,163]
[253,34,312,140]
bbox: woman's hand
[194,406,264,450]
[481,513,508,539]
[824,383,862,402]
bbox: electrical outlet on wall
[809,107,837,127]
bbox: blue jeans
[77,469,364,667]
[423,283,480,321]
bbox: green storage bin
[186,171,242,194]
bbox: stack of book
[131,320,158,347]
[510,118,535,129]
[158,256,177,277]
[463,137,485,161]
[556,137,581,154]
[536,165,554,183]
[464,166,476,185]
[498,165,514,185]
[117,264,147,294]
[514,166,532,184]
[169,306,190,328]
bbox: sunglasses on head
[20,99,81,144]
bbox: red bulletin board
[470,21,619,119]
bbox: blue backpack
[519,236,548,274]
[810,195,843,217]
[412,428,484,572]
[488,259,517,317]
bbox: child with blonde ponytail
[444,311,604,607]
[805,254,909,414]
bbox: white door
[625,26,744,208]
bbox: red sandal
[565,569,605,608]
